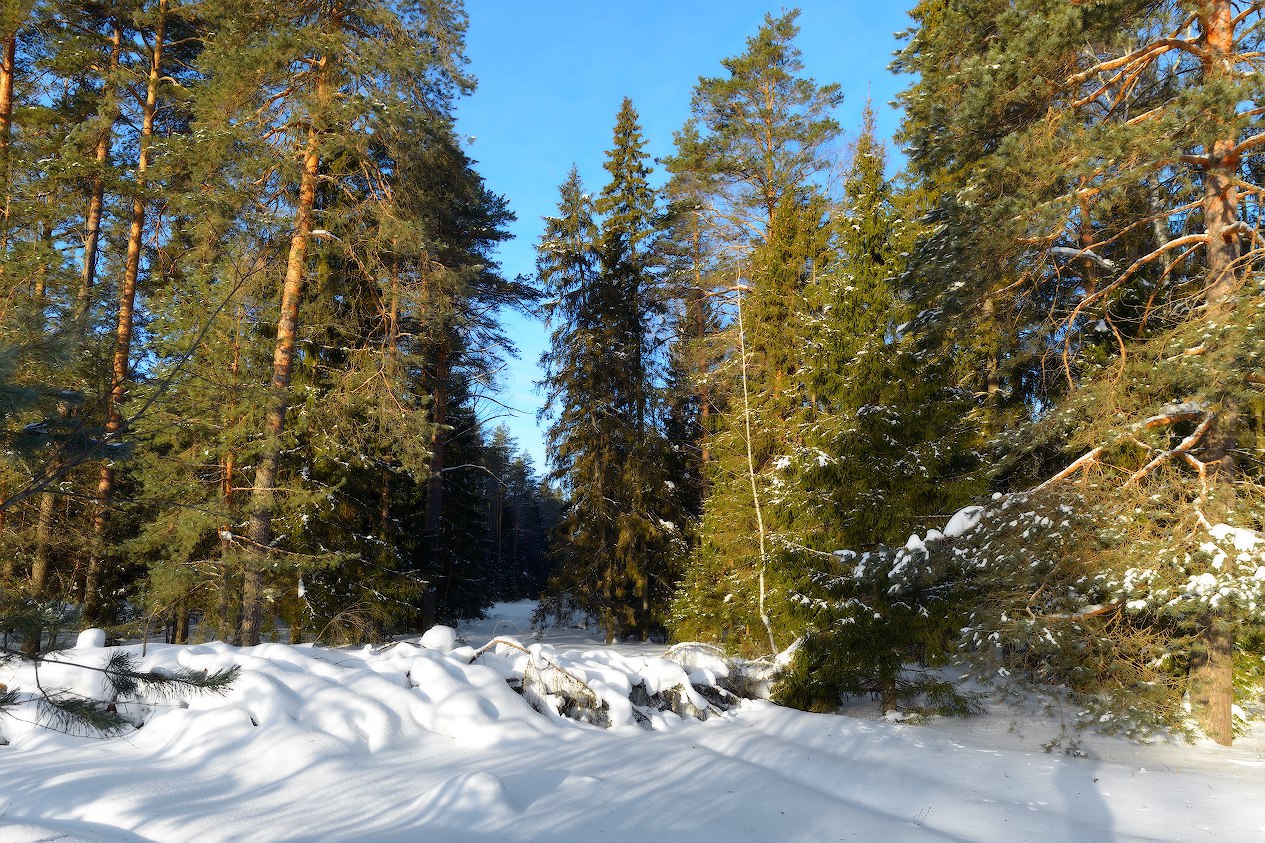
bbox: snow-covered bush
[776,529,982,717]
[945,489,1265,740]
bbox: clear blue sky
[453,1,919,470]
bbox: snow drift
[0,602,1261,841]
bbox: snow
[419,624,459,653]
[75,629,107,650]
[1209,522,1261,553]
[942,504,985,539]
[1,601,1262,841]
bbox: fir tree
[540,102,686,641]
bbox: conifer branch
[1123,415,1215,487]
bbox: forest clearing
[3,0,1265,838]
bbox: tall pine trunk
[27,22,122,604]
[240,60,326,646]
[0,29,16,257]
[84,1,166,621]
[1189,0,1243,747]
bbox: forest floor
[1,601,1263,842]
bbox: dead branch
[1032,447,1103,493]
[1124,415,1214,487]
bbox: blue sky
[453,1,918,470]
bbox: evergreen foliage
[667,12,844,656]
[774,112,984,712]
[893,0,1265,743]
[539,101,687,642]
[0,0,540,648]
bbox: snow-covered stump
[521,651,611,728]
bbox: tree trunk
[241,63,325,646]
[1188,0,1243,745]
[0,30,14,177]
[174,602,189,644]
[0,29,16,257]
[879,672,898,715]
[689,215,710,483]
[84,2,165,621]
[1189,620,1234,746]
[28,488,54,598]
[1199,0,1242,315]
[426,341,450,536]
[736,284,778,658]
[72,22,122,322]
[22,489,56,654]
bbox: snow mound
[420,624,459,653]
[75,629,107,649]
[413,771,520,826]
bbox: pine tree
[895,0,1265,743]
[667,9,843,239]
[667,12,843,655]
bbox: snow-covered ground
[2,601,1263,842]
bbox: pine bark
[1189,0,1242,747]
[1199,2,1242,316]
[240,62,326,646]
[84,1,166,621]
[0,29,16,251]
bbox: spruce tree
[540,101,686,641]
[775,111,983,713]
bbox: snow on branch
[1048,246,1117,272]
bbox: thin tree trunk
[28,486,54,598]
[690,213,710,484]
[22,488,56,653]
[84,2,165,621]
[241,61,326,646]
[175,601,189,644]
[736,283,777,658]
[426,341,449,535]
[379,255,397,555]
[72,22,122,322]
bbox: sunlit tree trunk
[85,0,166,621]
[241,59,327,647]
